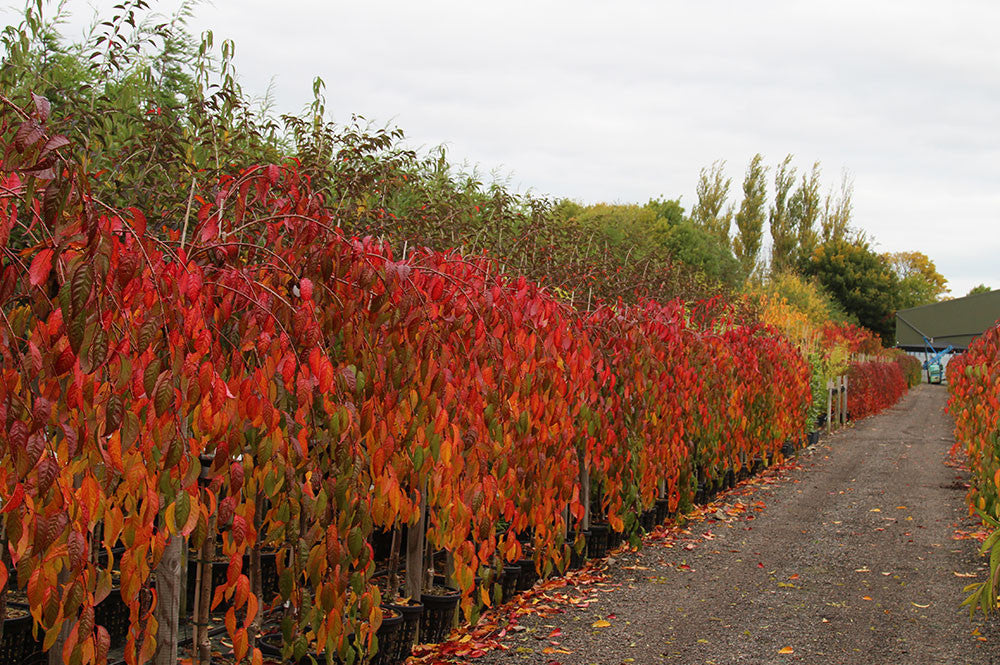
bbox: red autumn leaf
[30,92,50,122]
[28,248,54,287]
[300,277,314,300]
[40,134,70,157]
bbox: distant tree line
[0,1,950,341]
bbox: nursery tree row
[0,92,924,665]
[948,324,1000,619]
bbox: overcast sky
[6,0,998,296]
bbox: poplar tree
[822,170,854,242]
[789,161,822,269]
[768,154,797,275]
[733,153,768,279]
[691,160,733,248]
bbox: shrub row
[946,322,1000,616]
[847,354,919,421]
[948,326,1000,519]
[0,104,905,664]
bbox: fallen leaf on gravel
[697,639,709,644]
[592,619,611,628]
[911,602,930,608]
[542,647,571,654]
[855,567,870,573]
[954,572,976,578]
[788,574,799,580]
[869,508,881,512]
[896,506,907,509]
[778,646,794,654]
[547,628,562,638]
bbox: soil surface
[474,385,999,665]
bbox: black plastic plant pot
[389,600,423,662]
[186,549,280,612]
[95,545,126,571]
[418,589,460,645]
[606,527,623,550]
[654,498,670,525]
[566,530,589,569]
[808,431,820,446]
[781,439,795,458]
[431,574,481,600]
[258,632,328,665]
[371,608,404,665]
[499,564,521,603]
[260,631,360,665]
[185,555,228,612]
[0,606,44,665]
[514,558,538,591]
[260,550,279,602]
[587,524,609,559]
[724,469,736,490]
[94,588,130,648]
[370,528,395,563]
[640,509,656,532]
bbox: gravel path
[474,384,998,665]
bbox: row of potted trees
[0,100,907,665]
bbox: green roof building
[895,289,1000,352]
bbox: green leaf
[69,262,93,316]
[153,373,173,417]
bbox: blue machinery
[921,340,952,384]
[896,313,954,384]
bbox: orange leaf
[778,646,794,654]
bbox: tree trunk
[48,568,72,665]
[153,535,182,665]
[248,496,264,654]
[404,482,427,602]
[386,527,401,603]
[196,514,218,665]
